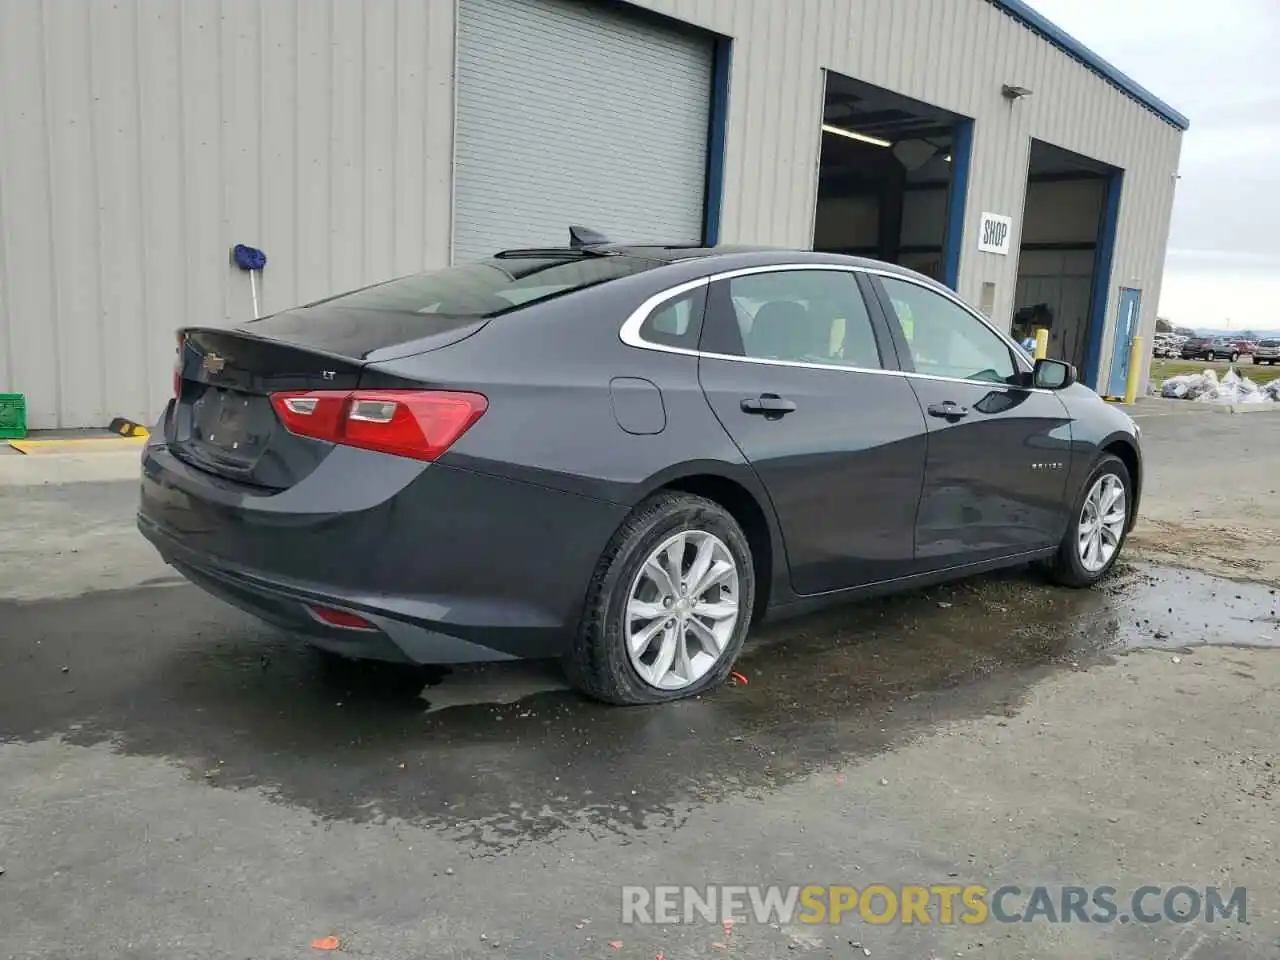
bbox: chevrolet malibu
[138,233,1142,704]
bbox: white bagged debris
[1158,365,1278,404]
[1187,365,1276,404]
[1238,374,1264,399]
[1162,368,1221,400]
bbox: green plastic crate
[0,393,27,440]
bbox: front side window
[879,276,1018,384]
[703,269,884,370]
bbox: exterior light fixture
[1002,84,1034,100]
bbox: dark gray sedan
[138,234,1143,704]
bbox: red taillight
[173,331,186,397]
[269,389,487,461]
[308,604,376,631]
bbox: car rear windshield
[304,255,660,318]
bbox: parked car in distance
[1235,339,1256,357]
[1180,336,1240,362]
[1254,339,1280,365]
[137,231,1144,705]
[1152,335,1178,358]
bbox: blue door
[1107,287,1142,397]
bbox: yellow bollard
[1124,335,1143,404]
[1034,328,1049,360]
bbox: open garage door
[813,71,971,289]
[1012,140,1119,387]
[453,0,713,262]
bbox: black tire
[1231,352,1239,363]
[564,491,756,705]
[1045,454,1132,588]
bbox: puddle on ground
[414,562,1278,713]
[3,560,1275,848]
[1096,564,1279,650]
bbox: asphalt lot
[2,405,1279,959]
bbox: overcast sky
[1028,0,1278,330]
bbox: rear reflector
[308,605,377,631]
[270,389,487,461]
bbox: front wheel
[1230,352,1240,363]
[565,491,755,705]
[1045,455,1132,588]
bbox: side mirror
[1033,357,1076,390]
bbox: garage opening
[813,71,971,289]
[1012,140,1119,385]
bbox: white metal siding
[0,0,1183,428]
[0,0,456,429]
[630,0,1183,392]
[452,0,712,264]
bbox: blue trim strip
[1082,168,1123,390]
[941,119,974,291]
[991,0,1189,130]
[703,37,731,245]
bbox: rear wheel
[1045,455,1131,588]
[1231,352,1240,363]
[565,492,755,705]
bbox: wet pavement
[2,561,1276,849]
[3,469,1279,957]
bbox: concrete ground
[1126,398,1280,583]
[1,405,1278,959]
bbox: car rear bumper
[138,440,629,663]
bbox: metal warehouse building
[0,0,1187,430]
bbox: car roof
[489,227,962,303]
[493,239,939,283]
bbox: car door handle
[741,394,797,417]
[927,401,969,420]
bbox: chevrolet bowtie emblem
[202,353,226,375]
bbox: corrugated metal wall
[0,0,455,429]
[0,0,1182,428]
[631,0,1183,393]
[453,0,712,263]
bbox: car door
[696,266,927,595]
[868,273,1075,570]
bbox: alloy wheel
[1077,473,1127,573]
[624,530,741,690]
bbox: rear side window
[303,255,660,318]
[638,287,707,349]
[1261,340,1279,347]
[702,269,884,369]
